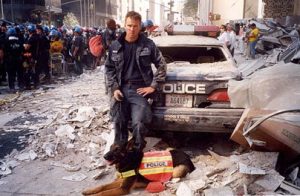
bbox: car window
[159,46,226,64]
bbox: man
[24,24,39,89]
[102,19,117,51]
[143,19,154,37]
[105,11,166,151]
[0,22,7,49]
[0,22,7,83]
[36,25,50,83]
[5,27,24,92]
[71,26,84,75]
[217,25,230,46]
[247,23,259,59]
[226,24,236,56]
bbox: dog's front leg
[88,176,136,196]
[89,187,130,196]
[82,178,123,195]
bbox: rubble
[0,17,300,194]
[62,173,87,182]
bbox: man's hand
[137,87,155,97]
[113,89,124,101]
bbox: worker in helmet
[71,26,84,75]
[24,24,40,89]
[5,27,24,91]
[143,19,154,37]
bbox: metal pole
[0,0,4,19]
[48,0,52,27]
[80,0,83,26]
[83,0,86,27]
[93,0,96,26]
[10,0,13,21]
[87,0,90,27]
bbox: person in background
[0,22,7,49]
[0,22,7,83]
[237,23,246,54]
[102,19,117,52]
[226,24,236,56]
[143,19,154,37]
[247,23,260,59]
[217,25,230,47]
[105,11,166,151]
[61,27,72,63]
[24,24,39,89]
[5,27,24,92]
[71,26,84,75]
[36,25,50,83]
[0,48,6,87]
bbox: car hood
[166,61,240,81]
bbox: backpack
[89,35,104,57]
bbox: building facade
[1,0,62,24]
[61,0,118,27]
[197,0,300,26]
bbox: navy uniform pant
[112,84,152,150]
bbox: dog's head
[104,139,144,172]
[104,142,127,166]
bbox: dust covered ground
[0,64,287,196]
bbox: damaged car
[149,33,244,133]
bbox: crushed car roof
[151,35,223,47]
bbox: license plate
[165,94,193,107]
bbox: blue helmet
[74,26,82,34]
[43,26,50,34]
[7,27,16,36]
[50,25,57,31]
[27,24,36,33]
[143,19,153,27]
[49,29,58,37]
[17,24,25,33]
[57,31,62,38]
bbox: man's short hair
[250,23,256,27]
[125,11,142,23]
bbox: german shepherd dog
[82,140,195,196]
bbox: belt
[123,80,145,85]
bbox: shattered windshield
[159,46,227,64]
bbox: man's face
[37,29,42,35]
[124,17,141,42]
[1,26,6,32]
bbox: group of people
[0,20,124,93]
[0,22,86,92]
[1,11,165,152]
[218,22,260,59]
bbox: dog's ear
[126,138,147,152]
[126,138,135,151]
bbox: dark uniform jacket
[5,36,23,64]
[105,32,166,94]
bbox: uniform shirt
[5,36,23,62]
[26,33,39,60]
[71,35,84,57]
[38,34,50,57]
[122,40,144,83]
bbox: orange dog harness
[118,151,173,193]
